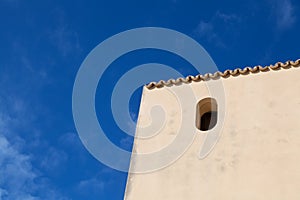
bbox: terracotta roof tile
[146,59,300,89]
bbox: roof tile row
[146,59,300,89]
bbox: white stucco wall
[125,65,300,200]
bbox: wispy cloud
[195,21,222,46]
[49,25,81,57]
[59,132,82,148]
[75,167,118,198]
[58,132,87,162]
[120,136,133,151]
[0,188,8,198]
[40,147,68,173]
[275,0,296,30]
[215,11,241,24]
[260,0,297,63]
[77,176,105,194]
[194,11,241,48]
[0,135,37,199]
[267,0,296,31]
[0,130,69,200]
[48,9,81,58]
[0,103,69,200]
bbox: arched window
[196,98,218,131]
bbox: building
[124,60,300,200]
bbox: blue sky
[0,0,300,199]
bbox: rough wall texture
[125,63,300,200]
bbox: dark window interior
[200,111,217,131]
[196,98,218,131]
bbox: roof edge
[145,59,300,89]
